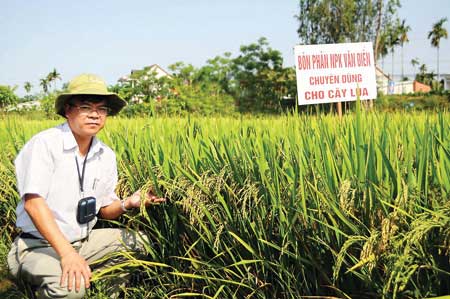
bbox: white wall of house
[375,66,418,94]
[377,81,415,95]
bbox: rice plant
[0,110,449,298]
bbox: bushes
[0,85,19,110]
[121,84,236,117]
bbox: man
[7,74,165,298]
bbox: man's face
[65,98,109,140]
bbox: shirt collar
[61,122,103,156]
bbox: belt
[19,232,89,243]
[19,232,41,240]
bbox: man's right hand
[23,194,92,292]
[60,251,92,292]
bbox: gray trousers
[7,228,146,299]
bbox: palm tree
[51,68,61,82]
[46,68,62,90]
[411,58,419,80]
[377,32,389,71]
[24,81,33,94]
[373,0,383,64]
[427,17,448,83]
[46,74,54,90]
[40,78,49,93]
[386,24,400,81]
[398,20,411,82]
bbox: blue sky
[1,0,449,95]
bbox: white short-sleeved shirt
[15,122,120,242]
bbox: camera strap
[75,138,93,198]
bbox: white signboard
[294,42,377,105]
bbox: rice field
[0,108,449,298]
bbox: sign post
[294,42,377,115]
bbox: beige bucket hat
[55,73,127,117]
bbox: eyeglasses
[71,104,111,116]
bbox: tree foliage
[297,0,357,44]
[39,92,59,118]
[296,0,402,62]
[428,17,448,82]
[23,81,33,94]
[46,68,61,91]
[428,17,449,48]
[113,38,295,116]
[40,78,49,93]
[398,19,411,80]
[0,85,19,110]
[415,63,435,86]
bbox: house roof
[118,64,172,82]
[375,66,390,80]
[131,64,172,79]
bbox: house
[118,64,172,87]
[118,64,173,103]
[375,66,390,92]
[441,74,450,90]
[376,66,431,94]
[6,100,41,112]
[413,81,432,93]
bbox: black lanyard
[75,138,93,195]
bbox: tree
[24,81,33,94]
[116,68,170,104]
[416,63,435,86]
[398,19,411,82]
[230,37,287,112]
[297,0,357,44]
[297,0,400,55]
[373,0,383,60]
[385,21,401,80]
[373,0,401,61]
[410,57,419,79]
[297,0,356,45]
[196,53,233,93]
[22,81,35,103]
[428,17,448,83]
[168,38,293,113]
[377,31,390,69]
[296,0,401,110]
[0,85,19,110]
[168,62,196,85]
[40,78,49,93]
[46,68,61,90]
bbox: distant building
[376,66,431,94]
[119,64,172,87]
[442,74,450,90]
[7,100,41,111]
[413,81,432,93]
[118,64,173,103]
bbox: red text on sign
[305,91,325,100]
